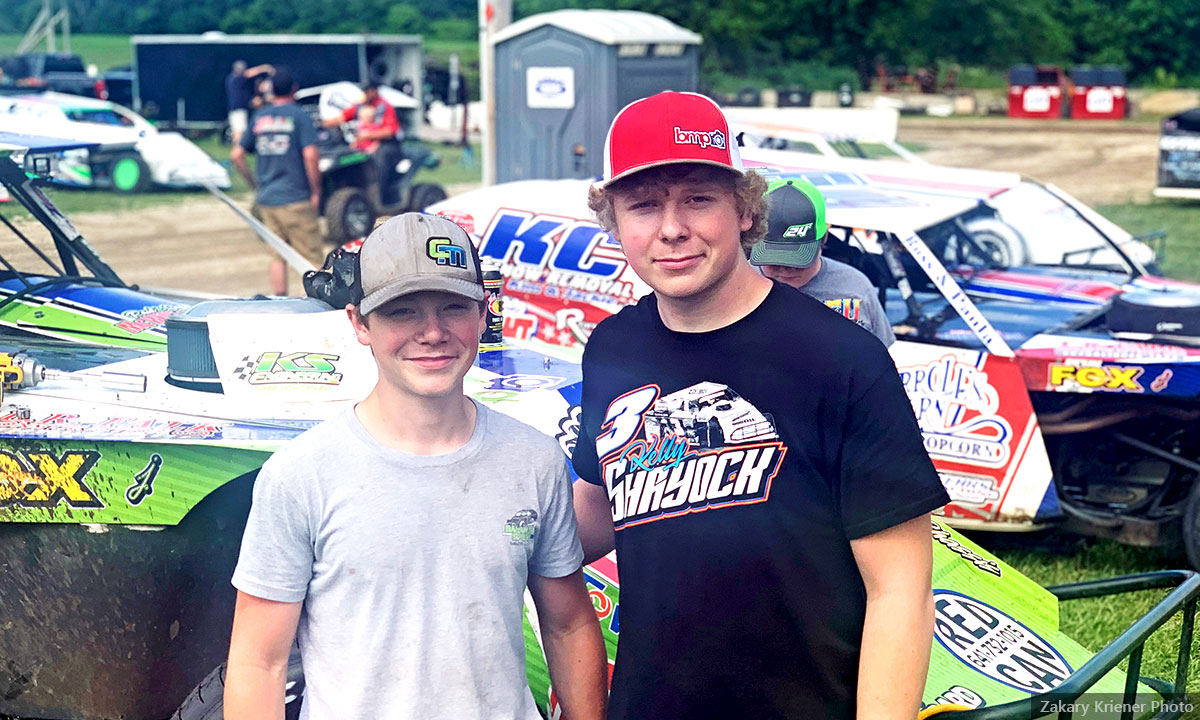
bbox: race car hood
[135,132,232,188]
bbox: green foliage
[6,0,1200,87]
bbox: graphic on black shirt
[597,382,787,529]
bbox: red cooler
[1008,65,1066,119]
[1070,65,1126,120]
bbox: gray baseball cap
[358,213,485,315]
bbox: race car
[0,92,231,192]
[425,151,1200,569]
[0,138,1195,720]
[643,381,778,448]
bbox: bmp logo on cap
[426,237,468,269]
[673,127,726,150]
[783,223,813,239]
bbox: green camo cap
[749,178,827,269]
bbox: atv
[314,126,447,245]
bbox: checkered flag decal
[232,355,257,381]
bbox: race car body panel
[0,92,231,190]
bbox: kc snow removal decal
[597,383,786,528]
[933,590,1072,694]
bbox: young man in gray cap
[751,177,895,347]
[225,213,607,720]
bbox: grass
[978,532,1200,693]
[0,34,132,71]
[1098,202,1200,282]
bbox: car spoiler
[949,570,1200,719]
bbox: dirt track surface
[9,119,1162,299]
[897,117,1160,206]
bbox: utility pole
[478,0,511,186]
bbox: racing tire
[1184,484,1200,571]
[325,187,375,245]
[173,648,305,720]
[704,419,725,449]
[110,152,153,194]
[963,217,1027,267]
[409,183,448,212]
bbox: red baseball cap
[602,91,744,188]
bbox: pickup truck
[0,52,108,99]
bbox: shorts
[227,108,248,136]
[252,200,327,266]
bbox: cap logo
[673,126,726,150]
[426,237,468,269]
[783,223,813,239]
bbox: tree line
[5,0,1200,86]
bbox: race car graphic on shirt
[597,383,787,529]
[643,382,778,448]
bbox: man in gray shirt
[226,213,607,720]
[750,178,895,347]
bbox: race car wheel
[1184,484,1200,570]
[704,419,725,448]
[325,187,375,245]
[963,217,1027,267]
[409,182,448,212]
[173,649,305,720]
[110,153,152,193]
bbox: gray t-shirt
[239,101,318,207]
[801,257,896,346]
[232,402,583,720]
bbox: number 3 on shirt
[595,385,659,459]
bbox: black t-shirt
[572,281,949,720]
[225,72,254,111]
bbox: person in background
[750,178,896,346]
[225,60,273,147]
[230,66,324,296]
[323,82,407,204]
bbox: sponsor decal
[485,374,566,392]
[925,686,985,711]
[115,303,183,334]
[783,223,813,238]
[232,352,343,387]
[0,449,103,509]
[426,236,468,269]
[597,383,786,528]
[934,590,1071,693]
[0,412,223,440]
[125,453,162,506]
[584,572,620,633]
[437,210,476,235]
[556,405,582,458]
[1048,364,1143,392]
[1151,369,1173,392]
[824,298,861,323]
[503,509,538,545]
[899,355,1012,468]
[931,520,1002,577]
[673,126,727,150]
[939,471,1000,507]
[480,211,632,297]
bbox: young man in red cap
[572,91,949,719]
